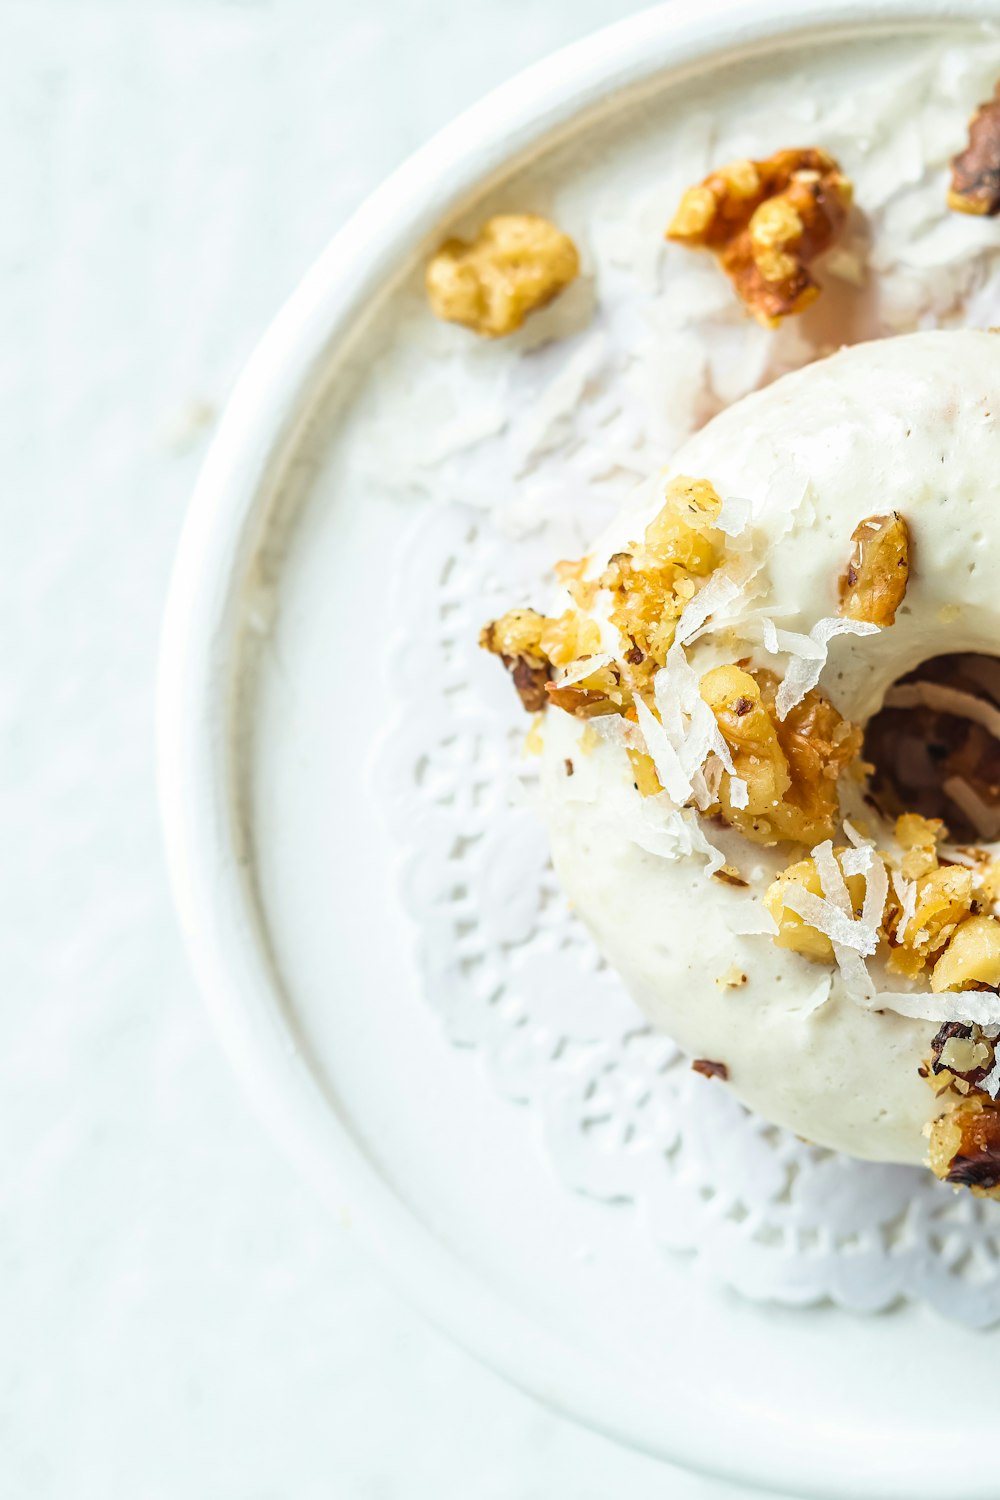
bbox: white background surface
[3,1,791,1494]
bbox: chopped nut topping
[554,556,598,610]
[546,659,630,718]
[691,1058,729,1081]
[480,609,552,711]
[426,213,580,337]
[838,513,910,626]
[760,807,1000,995]
[626,747,662,797]
[602,476,725,676]
[887,864,974,975]
[895,812,944,881]
[765,848,873,962]
[667,148,853,326]
[949,83,1000,216]
[700,663,862,846]
[932,913,1000,993]
[713,864,749,887]
[928,1020,996,1093]
[929,1094,1000,1193]
[480,608,602,714]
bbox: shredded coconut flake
[761,616,780,655]
[634,694,690,805]
[586,714,642,751]
[943,776,1000,841]
[783,882,879,956]
[833,946,877,1002]
[812,839,852,916]
[861,847,889,933]
[702,753,725,802]
[557,652,613,687]
[839,845,870,878]
[675,567,743,646]
[716,493,753,537]
[678,808,727,876]
[729,776,749,809]
[688,766,714,811]
[891,869,918,933]
[865,988,1000,1027]
[797,972,834,1015]
[884,681,1000,743]
[774,617,879,720]
[980,1056,1000,1100]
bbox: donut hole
[864,654,1000,842]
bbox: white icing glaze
[539,329,1000,1166]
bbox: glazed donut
[482,329,1000,1190]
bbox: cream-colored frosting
[538,329,1000,1165]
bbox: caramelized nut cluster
[667,148,853,326]
[949,83,1000,217]
[701,663,862,846]
[838,513,910,627]
[426,213,579,337]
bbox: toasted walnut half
[839,513,910,626]
[426,214,579,337]
[700,663,862,846]
[949,83,1000,216]
[929,1094,1000,1193]
[667,148,853,326]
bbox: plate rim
[157,2,1000,1493]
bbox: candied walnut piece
[949,84,1000,216]
[426,213,580,337]
[838,513,910,627]
[692,1058,729,1081]
[700,664,862,846]
[667,148,853,326]
[603,476,724,674]
[929,1094,1000,1193]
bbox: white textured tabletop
[4,2,787,1494]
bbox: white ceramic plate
[159,3,1000,1494]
